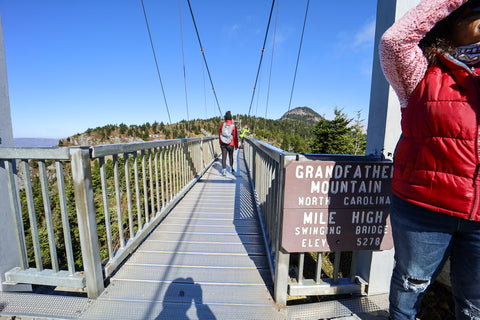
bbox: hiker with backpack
[218,111,238,176]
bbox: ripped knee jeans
[389,195,480,320]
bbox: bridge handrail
[242,138,294,304]
[0,136,220,298]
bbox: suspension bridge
[0,140,391,320]
[0,1,422,319]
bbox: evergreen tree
[310,108,353,154]
[349,110,367,155]
[119,123,128,134]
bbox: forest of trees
[59,107,367,156]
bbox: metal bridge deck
[0,150,389,320]
[72,150,283,320]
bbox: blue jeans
[389,195,480,320]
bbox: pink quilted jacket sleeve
[379,0,468,108]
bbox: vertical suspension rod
[186,0,223,117]
[140,0,172,124]
[247,0,276,117]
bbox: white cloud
[352,19,376,49]
[334,18,376,53]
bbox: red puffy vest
[393,53,480,221]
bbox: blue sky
[0,1,377,139]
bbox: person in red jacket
[380,0,480,318]
[218,111,238,176]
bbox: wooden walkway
[79,150,286,320]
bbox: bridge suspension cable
[140,0,172,124]
[288,0,310,112]
[247,0,276,118]
[186,0,223,117]
[264,0,280,120]
[178,0,190,127]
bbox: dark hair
[224,111,232,121]
[419,1,477,64]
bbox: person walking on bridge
[218,111,238,176]
[239,125,250,148]
[380,0,480,318]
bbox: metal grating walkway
[79,149,286,320]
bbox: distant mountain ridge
[14,138,60,147]
[280,107,323,124]
[17,109,321,151]
[12,109,320,149]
